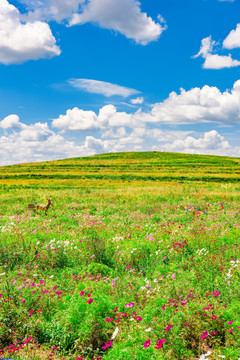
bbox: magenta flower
[164,325,172,331]
[21,299,26,303]
[105,318,113,322]
[102,340,112,350]
[53,286,57,291]
[155,339,166,349]
[80,291,84,296]
[143,339,151,348]
[86,298,93,304]
[201,330,208,339]
[228,320,234,325]
[125,302,134,308]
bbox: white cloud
[151,80,240,124]
[0,0,60,65]
[68,78,140,97]
[159,130,230,153]
[53,80,240,133]
[223,24,240,49]
[69,0,165,45]
[20,0,84,22]
[130,96,144,104]
[52,107,98,131]
[0,115,24,129]
[193,36,240,69]
[19,0,165,45]
[203,54,240,69]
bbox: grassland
[0,152,239,360]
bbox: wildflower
[145,328,151,332]
[164,325,172,331]
[125,302,134,308]
[29,310,34,317]
[21,299,26,303]
[228,320,234,325]
[201,331,208,339]
[80,291,84,296]
[105,318,113,322]
[102,340,112,350]
[155,339,166,349]
[86,298,93,304]
[143,339,151,348]
[53,286,57,291]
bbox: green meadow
[0,152,239,360]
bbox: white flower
[145,328,151,332]
[0,273,6,276]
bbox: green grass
[0,152,239,360]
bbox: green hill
[1,152,240,189]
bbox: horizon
[1,0,240,165]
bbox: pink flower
[227,329,233,333]
[155,339,166,349]
[184,323,190,326]
[86,298,93,304]
[143,339,151,348]
[53,286,57,291]
[80,291,84,296]
[125,302,134,308]
[29,310,34,317]
[210,331,217,336]
[105,318,113,322]
[21,299,26,303]
[228,320,234,325]
[201,330,208,339]
[102,340,112,350]
[135,316,143,321]
[164,325,172,331]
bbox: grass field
[0,152,239,360]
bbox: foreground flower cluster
[0,193,239,360]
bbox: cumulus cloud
[20,0,165,45]
[69,0,165,45]
[223,24,240,49]
[20,0,84,22]
[0,115,24,129]
[193,36,240,69]
[52,107,98,131]
[68,79,140,97]
[151,80,240,124]
[0,0,60,65]
[159,130,230,153]
[53,80,240,133]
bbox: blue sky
[1,0,240,165]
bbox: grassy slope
[0,152,239,360]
